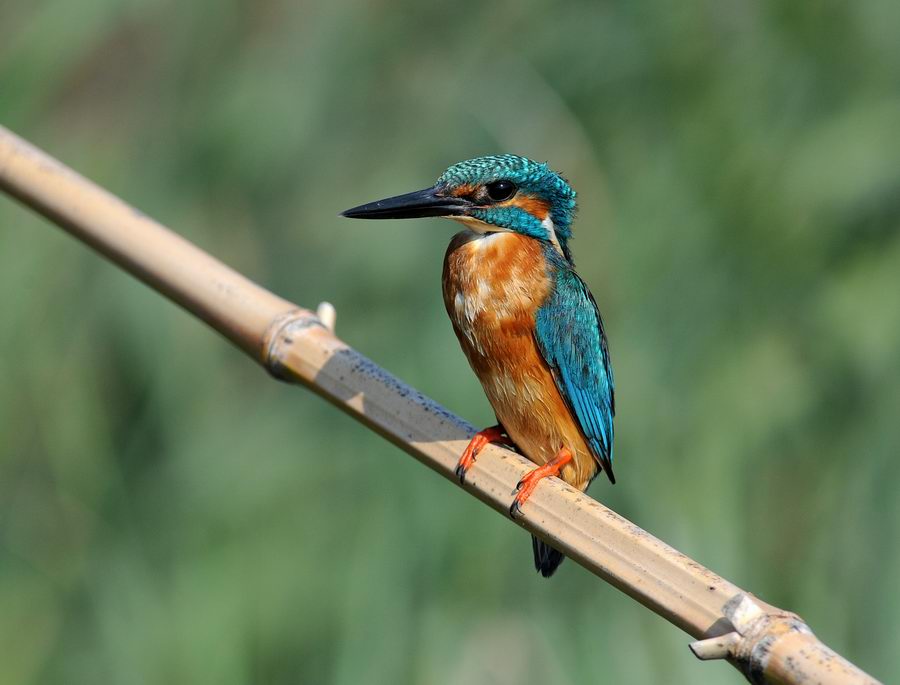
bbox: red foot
[456,424,511,485]
[509,447,573,518]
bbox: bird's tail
[532,535,565,577]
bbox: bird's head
[342,154,578,261]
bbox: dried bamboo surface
[0,125,882,685]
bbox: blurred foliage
[2,1,899,683]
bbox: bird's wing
[534,267,616,483]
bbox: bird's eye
[485,180,517,202]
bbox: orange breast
[442,230,599,491]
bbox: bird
[342,155,614,577]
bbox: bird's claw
[455,446,478,485]
[455,425,509,487]
[508,448,574,519]
[509,476,533,518]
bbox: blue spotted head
[342,154,578,261]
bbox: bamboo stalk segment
[0,125,882,685]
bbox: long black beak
[341,186,472,220]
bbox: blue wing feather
[534,263,615,483]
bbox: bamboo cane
[0,125,882,685]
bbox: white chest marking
[454,273,495,325]
[450,232,522,353]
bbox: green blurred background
[2,1,899,683]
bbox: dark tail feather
[532,535,565,577]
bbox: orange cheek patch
[449,184,477,198]
[507,194,550,221]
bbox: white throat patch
[451,216,507,234]
[448,215,563,255]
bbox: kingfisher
[342,155,614,577]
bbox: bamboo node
[261,307,321,380]
[690,594,812,684]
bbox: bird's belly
[469,325,597,491]
[442,231,598,490]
